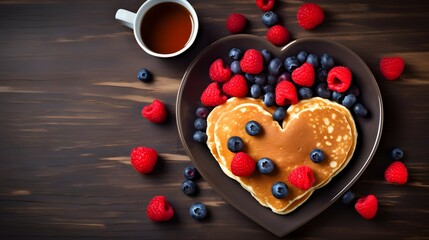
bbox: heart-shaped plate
[176,34,383,237]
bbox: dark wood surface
[1,0,428,239]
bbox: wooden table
[1,0,428,239]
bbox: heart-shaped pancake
[207,97,357,214]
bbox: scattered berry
[193,130,207,143]
[385,161,408,185]
[310,148,325,163]
[130,146,158,174]
[240,49,264,74]
[194,118,207,131]
[292,62,315,87]
[189,202,207,220]
[184,166,200,180]
[146,196,174,222]
[227,136,244,153]
[390,147,404,160]
[222,74,248,97]
[137,68,152,82]
[354,194,378,220]
[257,157,275,174]
[380,57,404,80]
[231,152,256,177]
[226,13,247,34]
[200,82,228,107]
[327,66,352,93]
[297,3,325,30]
[142,99,168,123]
[272,182,289,199]
[256,0,275,11]
[266,25,289,47]
[245,120,262,136]
[342,190,356,204]
[209,59,232,82]
[273,107,286,122]
[353,103,368,117]
[287,165,316,190]
[181,180,197,196]
[262,11,279,27]
[229,48,243,60]
[275,80,298,106]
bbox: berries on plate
[320,53,335,70]
[327,66,352,93]
[342,190,355,204]
[257,157,275,174]
[266,25,289,47]
[142,99,167,123]
[272,182,289,199]
[194,118,207,131]
[193,130,207,143]
[195,106,209,119]
[354,194,378,220]
[226,13,247,34]
[353,103,368,117]
[181,180,197,196]
[146,196,174,222]
[240,49,264,74]
[285,56,300,72]
[342,94,357,109]
[222,74,248,97]
[130,146,158,174]
[256,0,275,11]
[298,87,313,99]
[261,11,279,27]
[275,80,298,106]
[390,146,404,160]
[227,136,244,153]
[189,202,207,220]
[200,82,228,107]
[310,148,325,163]
[245,120,262,136]
[137,68,152,82]
[229,47,243,60]
[209,59,232,82]
[273,107,286,122]
[231,152,256,177]
[380,57,404,80]
[297,3,325,30]
[184,165,200,180]
[292,62,315,87]
[385,161,408,185]
[316,82,332,99]
[287,165,315,190]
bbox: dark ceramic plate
[176,35,383,237]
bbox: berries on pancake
[257,157,275,174]
[273,107,286,122]
[272,182,289,199]
[227,136,244,152]
[245,120,262,136]
[288,166,316,190]
[310,148,325,163]
[231,152,256,177]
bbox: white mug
[115,0,199,58]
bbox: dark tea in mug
[140,2,193,54]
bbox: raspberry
[327,66,352,93]
[275,80,298,106]
[384,161,408,185]
[297,3,325,30]
[222,74,248,97]
[291,62,315,87]
[209,59,232,82]
[130,146,158,174]
[266,25,289,47]
[287,166,316,190]
[256,0,275,11]
[380,57,405,80]
[200,82,228,107]
[146,196,174,222]
[240,49,264,74]
[142,99,167,123]
[231,152,256,177]
[354,194,378,220]
[226,13,247,34]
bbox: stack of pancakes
[206,97,357,214]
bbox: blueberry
[195,107,209,119]
[137,68,152,82]
[261,49,272,63]
[332,91,344,103]
[229,48,243,60]
[184,166,200,180]
[284,56,300,72]
[194,118,207,131]
[297,51,308,63]
[298,87,313,99]
[390,147,404,160]
[261,11,279,27]
[244,73,255,83]
[310,148,325,163]
[342,94,357,108]
[263,92,275,107]
[189,202,207,220]
[273,107,286,122]
[341,190,355,204]
[272,182,289,199]
[245,120,262,136]
[277,72,291,82]
[267,75,277,85]
[193,131,207,143]
[257,158,275,174]
[250,84,262,98]
[230,60,242,74]
[306,53,319,68]
[181,180,197,196]
[348,84,360,97]
[317,68,328,82]
[353,103,368,117]
[227,136,244,152]
[268,58,284,77]
[255,73,266,86]
[263,85,274,93]
[316,82,332,99]
[320,53,335,70]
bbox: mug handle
[115,9,136,29]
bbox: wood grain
[0,0,428,239]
